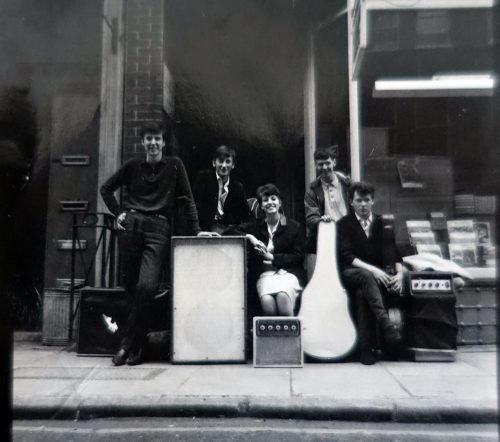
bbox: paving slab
[11,343,499,423]
[175,365,291,396]
[291,363,409,399]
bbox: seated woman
[225,184,305,316]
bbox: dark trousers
[341,267,389,351]
[118,212,170,351]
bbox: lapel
[224,177,235,205]
[208,172,219,199]
[349,212,369,241]
[258,215,288,242]
[257,218,270,242]
[311,179,325,213]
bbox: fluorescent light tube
[373,74,496,97]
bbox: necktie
[217,179,228,216]
[361,219,370,237]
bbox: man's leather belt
[129,209,167,221]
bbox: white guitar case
[299,221,357,360]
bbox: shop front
[338,0,496,345]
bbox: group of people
[100,122,403,367]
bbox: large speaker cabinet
[171,236,246,363]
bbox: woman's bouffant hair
[256,183,282,205]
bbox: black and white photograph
[1,0,497,441]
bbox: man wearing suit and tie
[337,181,404,365]
[193,145,252,234]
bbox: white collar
[215,172,230,189]
[320,173,338,187]
[355,213,373,225]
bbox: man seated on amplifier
[101,122,206,366]
[337,181,404,365]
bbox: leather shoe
[382,323,402,346]
[112,347,128,366]
[126,346,144,366]
[360,348,377,365]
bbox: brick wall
[123,0,164,162]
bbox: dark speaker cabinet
[406,294,458,350]
[77,287,127,356]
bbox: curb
[14,396,498,423]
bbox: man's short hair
[314,145,338,162]
[256,183,282,205]
[140,122,167,139]
[213,145,236,162]
[349,181,375,201]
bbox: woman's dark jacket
[224,216,306,287]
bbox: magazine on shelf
[448,243,477,267]
[483,245,496,267]
[447,219,474,234]
[416,244,442,258]
[473,221,491,244]
[449,232,477,244]
[406,220,432,234]
[409,231,436,245]
[429,212,447,230]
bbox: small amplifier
[406,272,457,361]
[253,317,303,368]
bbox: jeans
[341,267,389,350]
[118,212,170,351]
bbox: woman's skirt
[256,269,302,306]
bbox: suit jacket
[193,169,253,231]
[337,212,401,272]
[304,173,350,253]
[225,216,306,286]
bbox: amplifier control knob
[276,325,281,331]
[284,325,289,330]
[268,325,273,331]
[260,325,265,331]
[291,325,297,331]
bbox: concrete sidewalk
[13,342,497,423]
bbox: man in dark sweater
[337,181,403,365]
[100,122,203,366]
[193,145,252,233]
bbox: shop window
[370,12,400,51]
[415,11,451,49]
[391,98,447,157]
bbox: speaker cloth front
[171,237,246,363]
[406,294,457,350]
